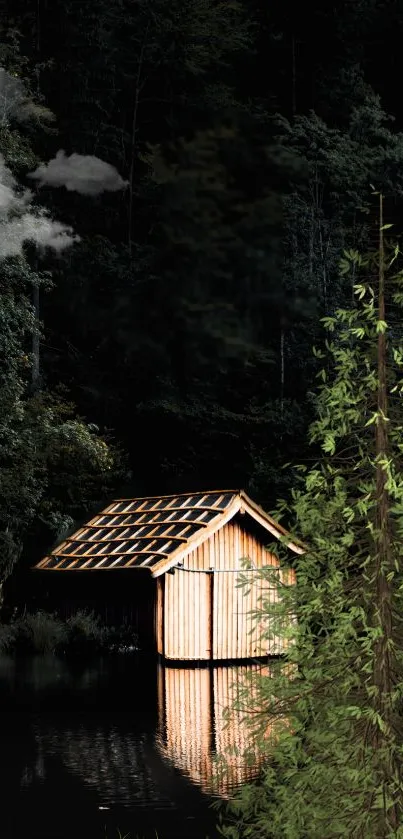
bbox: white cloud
[28,150,129,196]
[0,153,78,259]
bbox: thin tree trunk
[308,204,314,283]
[31,283,40,390]
[31,0,41,392]
[281,35,297,422]
[282,37,296,426]
[373,193,399,830]
[291,34,296,117]
[128,22,149,261]
[280,328,285,426]
[318,224,327,313]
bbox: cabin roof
[34,489,304,578]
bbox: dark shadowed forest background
[1,0,403,610]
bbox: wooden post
[155,575,165,656]
[208,570,214,661]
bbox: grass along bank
[0,609,139,656]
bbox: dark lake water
[0,653,267,839]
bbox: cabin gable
[157,514,296,660]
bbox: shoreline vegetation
[0,609,139,657]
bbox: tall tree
[218,199,403,837]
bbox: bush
[60,609,107,656]
[0,621,15,654]
[0,610,67,654]
[0,609,139,656]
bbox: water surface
[0,654,266,839]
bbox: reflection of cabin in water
[27,664,271,802]
[34,490,302,661]
[157,663,272,796]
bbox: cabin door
[163,569,211,660]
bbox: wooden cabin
[34,490,302,661]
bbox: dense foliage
[217,222,403,837]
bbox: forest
[2,0,403,612]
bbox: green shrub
[2,610,67,654]
[0,621,15,653]
[60,609,107,656]
[0,609,139,656]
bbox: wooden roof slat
[63,559,82,569]
[125,555,152,567]
[90,557,110,569]
[64,522,209,542]
[88,504,228,519]
[51,534,196,558]
[83,519,208,529]
[47,548,170,561]
[77,556,97,570]
[36,557,51,569]
[38,553,164,570]
[107,556,125,568]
